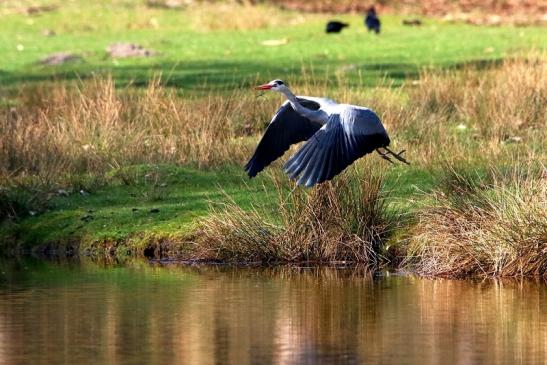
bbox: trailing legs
[376,147,410,165]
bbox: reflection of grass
[0,256,198,287]
[0,1,545,89]
[1,260,545,364]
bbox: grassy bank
[0,2,545,276]
[0,165,273,254]
[1,55,545,276]
[189,167,396,267]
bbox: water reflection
[0,259,545,364]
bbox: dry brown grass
[0,76,274,185]
[1,56,545,274]
[1,55,543,187]
[376,55,546,166]
[186,2,311,31]
[271,0,547,25]
[189,166,396,266]
[403,164,547,277]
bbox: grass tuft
[403,163,547,277]
[190,167,396,267]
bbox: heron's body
[245,80,407,188]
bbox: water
[0,259,545,365]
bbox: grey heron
[245,79,408,187]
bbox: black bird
[326,21,349,34]
[365,6,381,34]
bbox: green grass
[0,1,545,90]
[1,163,434,255]
[1,165,272,250]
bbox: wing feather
[245,98,323,178]
[287,142,317,180]
[284,106,390,187]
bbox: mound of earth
[39,52,82,65]
[146,0,184,9]
[25,5,58,15]
[107,43,157,58]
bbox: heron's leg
[376,149,394,164]
[384,147,410,165]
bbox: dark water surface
[0,259,545,365]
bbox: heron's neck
[278,88,298,106]
[279,88,328,124]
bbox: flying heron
[245,80,409,188]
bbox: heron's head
[255,79,287,93]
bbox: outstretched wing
[245,98,324,178]
[284,106,390,187]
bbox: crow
[326,21,349,34]
[365,6,381,34]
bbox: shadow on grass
[0,57,506,91]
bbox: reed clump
[403,164,547,277]
[377,55,546,165]
[190,167,396,267]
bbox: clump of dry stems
[190,166,396,267]
[0,76,273,182]
[403,164,547,277]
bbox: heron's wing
[284,106,390,187]
[245,98,323,178]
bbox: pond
[0,259,545,364]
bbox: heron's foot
[376,149,394,164]
[380,147,411,165]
